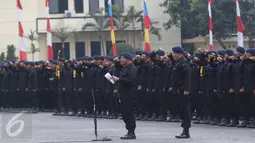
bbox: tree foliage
[124,6,143,48]
[0,52,6,61]
[106,5,130,41]
[6,45,18,61]
[161,0,255,48]
[108,43,135,56]
[26,29,40,61]
[82,8,108,56]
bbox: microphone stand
[91,88,112,142]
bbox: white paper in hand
[105,73,115,84]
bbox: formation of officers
[0,46,255,138]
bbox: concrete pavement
[0,113,255,143]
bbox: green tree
[106,5,130,41]
[26,29,40,61]
[160,0,255,49]
[108,43,135,56]
[138,18,162,41]
[0,52,6,61]
[6,45,18,60]
[124,6,143,48]
[52,27,69,59]
[82,8,108,56]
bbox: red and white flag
[17,0,27,60]
[46,0,53,60]
[208,0,213,50]
[236,0,245,47]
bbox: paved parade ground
[0,113,255,143]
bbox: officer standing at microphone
[170,46,191,139]
[111,52,138,140]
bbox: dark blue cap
[172,46,184,53]
[87,57,95,61]
[217,50,226,56]
[58,58,65,62]
[52,60,57,64]
[246,48,255,56]
[155,50,165,56]
[142,52,149,57]
[107,56,114,61]
[135,50,143,56]
[225,49,234,56]
[121,52,134,60]
[236,46,245,54]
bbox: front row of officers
[0,46,255,139]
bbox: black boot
[193,117,202,124]
[175,128,190,139]
[247,121,255,128]
[156,115,166,122]
[201,117,210,124]
[141,114,150,121]
[120,131,136,140]
[147,113,156,121]
[218,118,230,126]
[69,111,77,116]
[52,112,60,116]
[237,120,249,128]
[136,113,143,120]
[226,119,238,127]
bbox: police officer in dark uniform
[111,52,138,140]
[170,46,191,139]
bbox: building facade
[182,36,251,51]
[0,0,181,61]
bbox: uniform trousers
[110,94,120,115]
[179,93,191,129]
[136,89,144,115]
[85,89,93,114]
[209,91,220,119]
[77,90,85,113]
[30,91,38,108]
[155,88,166,116]
[94,89,103,113]
[120,89,136,132]
[227,92,239,121]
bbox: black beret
[135,50,143,56]
[58,58,65,62]
[142,52,149,57]
[225,49,234,56]
[172,46,184,53]
[121,52,134,60]
[87,57,95,61]
[217,50,226,56]
[155,50,165,56]
[246,48,255,56]
[236,46,245,54]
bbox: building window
[89,0,99,13]
[49,0,68,14]
[75,42,85,58]
[75,0,84,13]
[105,0,124,10]
[91,41,101,56]
[114,0,124,9]
[52,42,70,60]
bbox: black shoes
[175,128,190,139]
[156,115,166,122]
[120,131,136,140]
[226,120,238,127]
[52,112,60,116]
